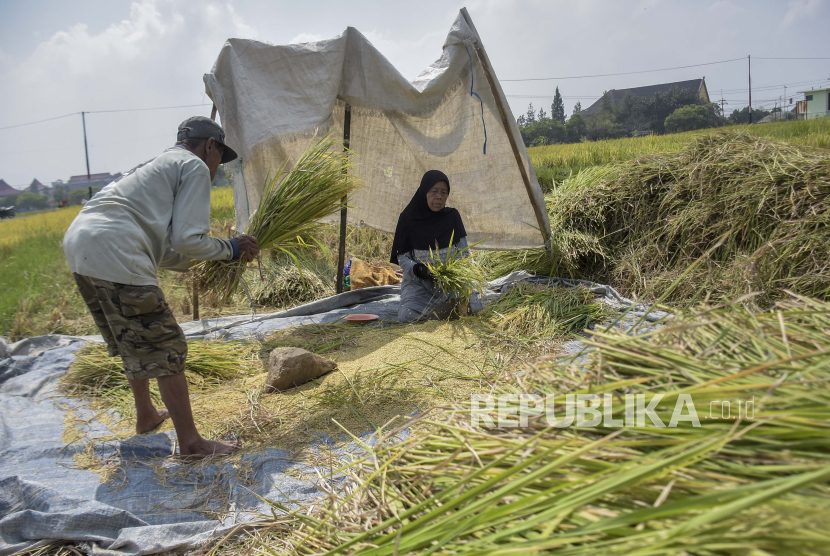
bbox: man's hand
[235,235,259,262]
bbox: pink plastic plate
[345,313,379,323]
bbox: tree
[605,86,705,135]
[517,114,527,127]
[68,187,101,206]
[572,101,582,115]
[519,118,567,147]
[52,184,67,205]
[525,103,537,125]
[612,93,650,135]
[565,113,587,142]
[537,107,547,121]
[599,93,613,113]
[729,106,771,124]
[664,105,710,133]
[0,194,18,207]
[584,111,624,141]
[16,192,48,211]
[551,87,566,124]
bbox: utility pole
[748,55,752,124]
[81,111,91,179]
[719,90,727,126]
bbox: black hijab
[390,170,467,265]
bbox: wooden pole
[191,282,200,321]
[192,103,219,320]
[336,103,351,294]
[459,8,550,247]
[81,111,91,180]
[748,55,752,124]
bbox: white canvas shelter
[204,9,551,251]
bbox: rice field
[0,206,84,337]
[529,118,830,185]
[0,206,82,251]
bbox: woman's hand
[413,263,434,282]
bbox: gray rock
[265,347,336,392]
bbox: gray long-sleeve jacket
[64,147,235,286]
[397,237,483,321]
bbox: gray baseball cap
[177,116,238,164]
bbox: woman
[391,170,482,321]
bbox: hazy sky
[1,0,828,187]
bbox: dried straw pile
[491,132,830,304]
[257,294,830,554]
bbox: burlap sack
[350,258,401,290]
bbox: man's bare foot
[179,438,241,459]
[136,408,169,434]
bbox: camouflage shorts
[73,273,187,381]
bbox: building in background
[581,78,710,116]
[26,179,52,194]
[0,179,19,201]
[798,88,830,119]
[795,100,808,119]
[57,172,122,192]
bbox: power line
[86,103,210,114]
[506,95,602,99]
[0,103,210,131]
[754,56,830,60]
[718,77,830,94]
[501,57,745,82]
[0,112,78,131]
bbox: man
[64,116,258,458]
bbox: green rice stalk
[425,231,487,303]
[196,133,360,304]
[484,282,612,340]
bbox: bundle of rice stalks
[425,233,487,303]
[61,340,255,417]
[491,132,830,305]
[255,294,830,555]
[196,133,360,304]
[249,254,333,309]
[484,282,611,340]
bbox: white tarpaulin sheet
[204,9,551,250]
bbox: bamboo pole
[459,8,551,248]
[336,103,352,294]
